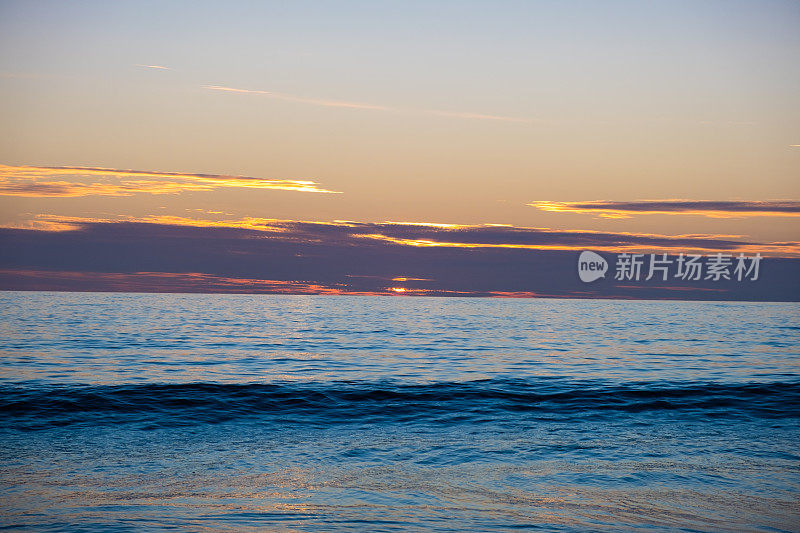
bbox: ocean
[0,291,798,532]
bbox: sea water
[0,291,798,531]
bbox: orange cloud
[0,214,351,233]
[0,164,340,197]
[350,232,792,255]
[531,200,800,219]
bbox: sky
[0,0,798,299]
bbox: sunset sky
[1,1,798,298]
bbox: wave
[1,379,798,430]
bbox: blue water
[1,292,798,532]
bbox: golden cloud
[531,200,800,219]
[0,164,341,197]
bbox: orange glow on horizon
[0,270,542,298]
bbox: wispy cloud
[135,64,171,70]
[530,200,800,219]
[204,86,389,111]
[0,164,341,197]
[203,85,532,123]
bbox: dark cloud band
[1,218,798,300]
